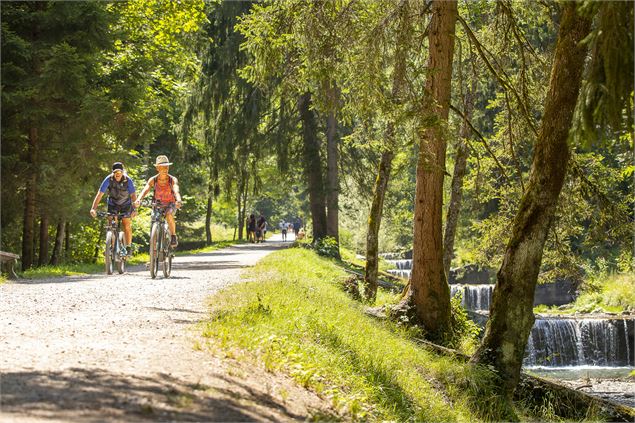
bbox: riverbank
[201,246,631,421]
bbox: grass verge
[202,247,521,421]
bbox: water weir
[524,317,634,367]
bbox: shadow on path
[1,368,308,421]
[146,307,206,314]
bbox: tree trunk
[399,0,458,341]
[38,213,49,267]
[49,220,65,266]
[236,168,249,241]
[443,83,475,277]
[364,1,411,301]
[298,92,327,241]
[325,81,340,252]
[471,3,591,397]
[364,147,394,301]
[241,173,248,239]
[64,221,70,258]
[206,168,214,244]
[237,176,244,241]
[21,127,38,271]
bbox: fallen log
[342,267,403,293]
[412,337,635,422]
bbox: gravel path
[0,234,331,421]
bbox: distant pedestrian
[247,214,256,243]
[256,214,267,243]
[281,222,288,241]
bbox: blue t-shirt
[99,174,136,205]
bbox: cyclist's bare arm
[134,179,153,208]
[172,177,182,208]
[90,191,105,217]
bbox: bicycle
[96,211,128,275]
[149,203,175,279]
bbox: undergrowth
[534,272,635,314]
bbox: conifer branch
[457,14,539,138]
[449,103,512,186]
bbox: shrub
[446,292,482,353]
[314,236,340,258]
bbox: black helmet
[112,162,124,172]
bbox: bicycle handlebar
[137,199,181,208]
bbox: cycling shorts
[154,202,177,215]
[108,202,133,218]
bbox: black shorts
[282,229,287,234]
[108,202,133,218]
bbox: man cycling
[90,162,137,256]
[134,155,182,247]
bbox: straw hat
[154,155,173,166]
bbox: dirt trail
[1,234,330,422]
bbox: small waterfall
[387,259,412,279]
[524,318,635,367]
[380,253,403,260]
[451,284,494,311]
[386,259,412,270]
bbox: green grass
[15,239,242,280]
[21,262,105,279]
[202,248,519,421]
[534,272,635,315]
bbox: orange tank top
[153,175,176,204]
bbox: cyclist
[134,155,182,247]
[90,162,137,256]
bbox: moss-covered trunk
[471,2,591,397]
[298,92,327,241]
[326,82,340,250]
[400,0,457,340]
[205,168,214,244]
[364,148,394,301]
[38,213,49,267]
[443,83,474,277]
[49,220,65,266]
[364,0,410,302]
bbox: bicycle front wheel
[162,229,172,278]
[117,231,125,274]
[149,223,160,279]
[105,231,114,275]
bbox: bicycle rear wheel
[117,231,125,274]
[105,231,114,275]
[149,223,160,279]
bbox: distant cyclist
[90,162,137,256]
[134,155,182,247]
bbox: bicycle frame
[149,203,174,279]
[97,211,127,275]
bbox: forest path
[0,233,329,422]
